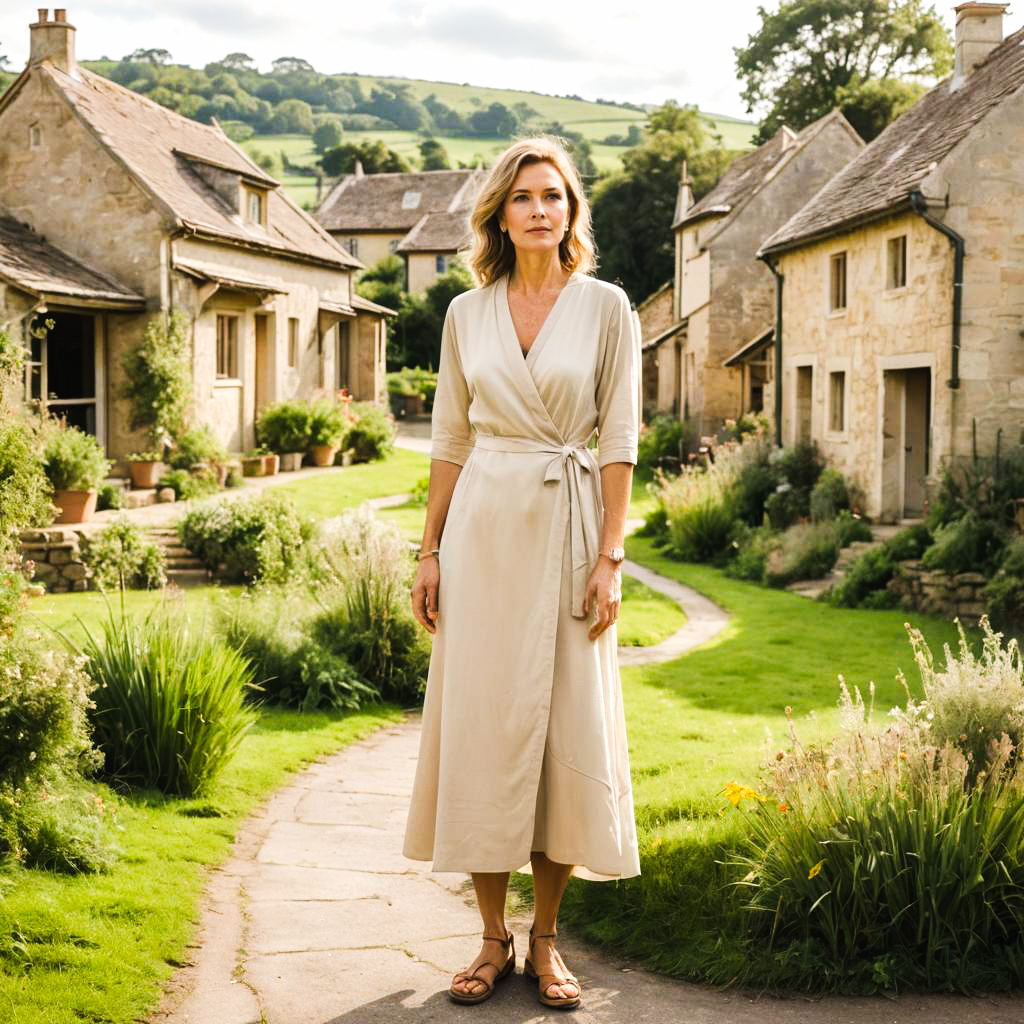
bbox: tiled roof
[675,111,858,230]
[396,210,472,253]
[0,211,144,306]
[317,169,484,233]
[41,66,359,269]
[761,25,1024,254]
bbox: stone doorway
[28,310,100,436]
[882,367,931,520]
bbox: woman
[405,137,641,1010]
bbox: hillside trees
[735,0,953,142]
[592,101,734,303]
[320,140,410,176]
[419,138,451,170]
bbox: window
[887,235,907,290]
[216,314,239,379]
[829,371,846,432]
[29,123,42,148]
[346,237,359,259]
[288,317,299,368]
[435,254,448,275]
[829,252,847,312]
[388,240,399,254]
[244,187,265,226]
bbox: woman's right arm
[411,458,462,634]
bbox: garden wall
[889,560,987,625]
[19,527,93,593]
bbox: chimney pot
[36,8,48,21]
[54,9,66,21]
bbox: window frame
[242,185,267,227]
[886,234,908,291]
[829,251,847,313]
[829,370,846,433]
[216,313,239,380]
[288,317,299,368]
[435,253,448,275]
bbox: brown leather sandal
[448,931,516,1005]
[524,928,581,1010]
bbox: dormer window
[244,186,266,227]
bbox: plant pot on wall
[128,460,163,488]
[279,452,303,472]
[310,444,339,468]
[241,456,265,477]
[53,489,98,525]
[262,453,280,476]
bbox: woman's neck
[509,251,570,296]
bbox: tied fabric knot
[542,444,596,620]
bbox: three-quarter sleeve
[595,290,640,468]
[430,305,475,465]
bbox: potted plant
[256,400,311,472]
[42,423,111,524]
[126,450,164,488]
[308,399,348,467]
[241,451,265,477]
[262,450,280,475]
[168,425,230,487]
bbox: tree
[419,138,451,170]
[356,255,405,312]
[313,120,343,154]
[363,84,430,131]
[272,57,315,75]
[735,0,952,142]
[0,47,9,71]
[469,102,518,137]
[320,140,410,177]
[267,98,314,135]
[391,265,473,369]
[125,47,173,66]
[591,102,734,302]
[219,52,255,71]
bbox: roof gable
[761,25,1024,255]
[35,65,358,270]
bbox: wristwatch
[600,546,626,564]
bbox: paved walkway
[149,551,1022,1023]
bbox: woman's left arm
[585,289,641,641]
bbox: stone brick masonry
[889,561,988,625]
[18,527,93,593]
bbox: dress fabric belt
[473,433,600,620]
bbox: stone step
[123,488,157,509]
[165,568,210,588]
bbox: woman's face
[499,161,571,257]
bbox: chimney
[673,159,693,227]
[29,8,78,77]
[951,2,1007,89]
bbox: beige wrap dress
[403,272,642,881]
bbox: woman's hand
[584,557,622,641]
[411,556,440,635]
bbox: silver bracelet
[417,548,440,561]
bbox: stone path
[150,554,1023,1024]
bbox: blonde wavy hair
[466,137,596,287]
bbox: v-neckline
[501,273,577,365]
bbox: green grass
[0,705,401,1024]
[264,449,429,520]
[550,535,970,984]
[617,575,684,647]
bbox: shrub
[167,424,228,471]
[80,517,166,591]
[834,509,873,548]
[778,439,826,496]
[158,466,220,501]
[255,400,313,454]
[764,484,804,530]
[984,540,1024,638]
[120,311,191,446]
[221,587,374,711]
[0,415,51,545]
[725,526,779,583]
[96,483,123,512]
[308,399,349,447]
[637,414,692,473]
[41,423,111,492]
[81,609,256,796]
[661,469,737,563]
[178,493,311,584]
[310,507,429,704]
[809,468,850,522]
[763,521,841,588]
[921,512,1006,576]
[930,443,1024,532]
[345,401,396,462]
[829,524,932,609]
[732,626,1024,992]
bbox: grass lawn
[0,705,401,1024]
[545,535,970,984]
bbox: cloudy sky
[2,2,1022,120]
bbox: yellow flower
[722,781,766,807]
[808,858,825,880]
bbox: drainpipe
[760,254,784,446]
[908,190,964,390]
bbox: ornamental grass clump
[81,609,256,796]
[729,619,1024,992]
[659,464,738,564]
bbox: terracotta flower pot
[128,460,162,488]
[54,489,98,525]
[242,456,265,477]
[279,452,303,472]
[310,444,339,467]
[262,453,280,475]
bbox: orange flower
[808,858,825,880]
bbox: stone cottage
[642,114,863,431]
[316,168,485,292]
[0,9,391,460]
[758,2,1024,522]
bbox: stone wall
[889,561,987,625]
[18,527,93,594]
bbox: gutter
[759,254,784,446]
[908,190,964,390]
